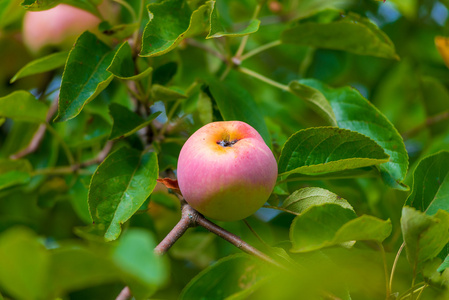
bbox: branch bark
[402,110,449,140]
[10,98,58,159]
[116,200,280,299]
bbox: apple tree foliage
[1,0,449,299]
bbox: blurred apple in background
[22,4,102,53]
[177,121,278,222]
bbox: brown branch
[115,286,131,300]
[10,98,58,159]
[116,200,282,299]
[154,201,197,255]
[196,215,281,267]
[402,110,449,140]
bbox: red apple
[177,121,278,221]
[22,4,101,53]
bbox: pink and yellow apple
[22,4,101,53]
[177,121,278,221]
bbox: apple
[177,121,278,221]
[22,4,101,53]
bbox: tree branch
[402,110,449,139]
[10,98,58,159]
[117,200,282,299]
[154,201,198,255]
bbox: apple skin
[22,4,101,53]
[177,121,278,221]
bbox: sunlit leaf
[278,127,389,176]
[0,228,49,300]
[289,81,337,126]
[10,51,69,83]
[88,147,158,241]
[402,206,449,273]
[49,247,119,294]
[207,0,260,39]
[405,151,449,215]
[55,31,115,122]
[282,11,398,59]
[290,204,391,252]
[107,42,153,80]
[0,91,48,123]
[299,79,409,190]
[0,0,24,29]
[180,254,269,300]
[282,187,354,214]
[141,0,211,57]
[112,228,168,299]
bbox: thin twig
[239,40,282,62]
[196,214,282,267]
[397,282,426,300]
[44,123,75,165]
[77,141,113,168]
[10,98,58,159]
[389,242,405,294]
[115,286,131,300]
[238,66,290,91]
[402,110,449,139]
[117,200,284,299]
[377,242,391,300]
[235,2,264,58]
[263,205,299,215]
[31,141,113,177]
[243,219,270,247]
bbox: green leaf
[88,147,158,241]
[290,204,391,252]
[0,159,32,190]
[107,42,153,80]
[0,91,48,123]
[278,127,389,176]
[438,255,449,273]
[281,11,398,59]
[112,228,168,299]
[405,151,449,216]
[0,0,24,29]
[141,0,211,57]
[208,78,272,148]
[206,1,260,39]
[289,81,337,126]
[401,206,449,268]
[109,103,161,140]
[55,31,115,122]
[282,187,354,214]
[290,204,356,252]
[151,84,187,102]
[299,79,409,190]
[49,247,119,294]
[100,23,139,40]
[153,61,178,85]
[0,227,49,300]
[180,254,269,300]
[21,0,101,17]
[10,51,69,83]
